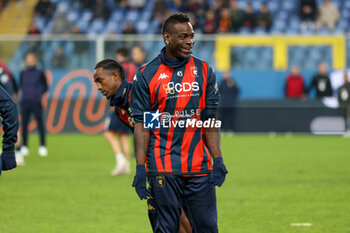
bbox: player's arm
[0,85,18,172]
[134,122,149,165]
[41,71,48,93]
[203,66,227,187]
[130,71,151,199]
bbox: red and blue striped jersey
[130,54,220,176]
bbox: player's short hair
[116,47,129,58]
[162,12,190,34]
[94,59,125,81]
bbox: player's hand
[1,151,17,170]
[211,157,228,187]
[132,165,150,200]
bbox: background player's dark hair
[116,47,129,58]
[162,13,190,34]
[94,59,125,81]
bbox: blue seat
[317,27,331,35]
[267,1,280,14]
[254,27,267,35]
[81,10,93,22]
[67,10,80,23]
[136,21,150,34]
[125,9,139,23]
[238,27,252,34]
[281,1,296,12]
[90,19,105,34]
[252,1,262,11]
[110,9,125,22]
[237,1,247,9]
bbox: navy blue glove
[211,157,228,187]
[132,165,150,200]
[1,151,17,171]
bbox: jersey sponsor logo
[177,71,183,77]
[143,110,221,129]
[162,81,199,95]
[158,73,169,80]
[143,110,161,129]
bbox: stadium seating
[5,0,350,71]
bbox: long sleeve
[204,65,220,118]
[0,85,18,151]
[41,71,48,93]
[130,71,151,123]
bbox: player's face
[93,67,121,99]
[164,22,194,60]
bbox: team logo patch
[190,66,198,77]
[156,176,165,187]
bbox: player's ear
[112,71,120,81]
[163,33,170,45]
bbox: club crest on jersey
[158,73,169,80]
[156,176,165,187]
[190,66,198,77]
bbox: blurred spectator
[28,22,41,35]
[93,0,110,20]
[306,63,333,98]
[116,47,137,82]
[20,52,48,157]
[51,6,74,34]
[168,0,185,12]
[34,0,55,20]
[285,65,305,99]
[203,9,217,34]
[27,22,42,55]
[153,0,169,21]
[337,73,350,136]
[299,0,317,31]
[116,0,129,8]
[122,21,137,34]
[256,3,272,31]
[218,8,232,33]
[229,0,244,32]
[189,14,201,33]
[211,0,226,23]
[242,3,256,30]
[218,71,239,132]
[51,47,67,69]
[131,45,146,68]
[185,0,208,23]
[316,0,340,32]
[79,0,94,9]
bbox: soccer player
[306,62,333,98]
[0,84,18,175]
[338,73,350,137]
[19,52,48,157]
[130,13,228,233]
[0,60,23,165]
[93,59,192,233]
[103,48,136,176]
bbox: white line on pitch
[290,223,312,227]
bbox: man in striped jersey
[130,13,228,233]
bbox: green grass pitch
[1,134,350,233]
